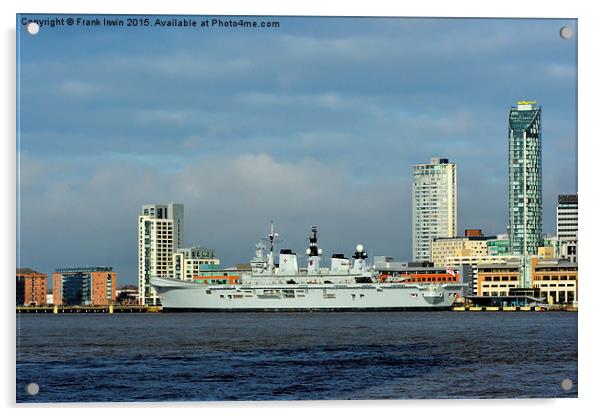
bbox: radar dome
[356,244,364,252]
[318,248,323,255]
[306,248,311,255]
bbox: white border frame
[3,1,600,415]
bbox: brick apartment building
[16,268,47,306]
[52,267,116,306]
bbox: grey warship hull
[151,276,463,311]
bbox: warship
[151,223,465,311]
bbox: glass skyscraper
[508,101,542,257]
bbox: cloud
[16,17,578,285]
[100,52,257,81]
[134,109,196,125]
[18,153,410,283]
[545,63,576,79]
[56,80,104,96]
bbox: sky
[16,15,577,285]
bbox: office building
[16,268,47,306]
[476,260,521,296]
[173,246,220,281]
[557,194,578,263]
[138,203,184,305]
[531,257,578,305]
[412,157,457,262]
[52,267,116,306]
[557,194,578,242]
[431,230,494,267]
[560,240,578,263]
[508,101,542,257]
[444,254,521,295]
[487,235,511,256]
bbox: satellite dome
[318,248,323,255]
[356,244,364,252]
[306,248,311,255]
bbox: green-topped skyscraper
[508,101,542,260]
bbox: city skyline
[17,16,577,284]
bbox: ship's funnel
[278,249,299,274]
[331,254,350,272]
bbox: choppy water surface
[16,312,577,402]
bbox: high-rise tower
[557,194,578,242]
[557,194,578,263]
[412,157,457,262]
[138,203,184,305]
[508,101,542,258]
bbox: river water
[16,311,577,402]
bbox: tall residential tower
[508,101,542,257]
[557,194,578,242]
[412,157,457,262]
[557,194,578,263]
[138,203,184,305]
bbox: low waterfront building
[16,268,47,306]
[444,254,520,295]
[115,286,139,305]
[431,231,494,267]
[173,246,220,281]
[531,257,578,305]
[467,287,543,307]
[373,257,470,296]
[476,261,521,296]
[53,267,116,306]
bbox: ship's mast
[266,220,279,274]
[306,225,323,274]
[352,244,368,271]
[308,226,319,256]
[269,221,278,253]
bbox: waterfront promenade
[16,305,576,314]
[16,305,161,314]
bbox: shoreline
[16,305,578,314]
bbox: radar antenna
[261,220,281,253]
[307,225,321,257]
[261,220,281,273]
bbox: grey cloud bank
[17,16,577,284]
